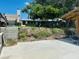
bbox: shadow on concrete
[56,35,79,46]
[0,45,3,54]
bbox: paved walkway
[0,40,79,59]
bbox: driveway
[0,40,79,59]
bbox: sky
[0,0,32,19]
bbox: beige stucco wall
[5,14,18,25]
[5,14,18,21]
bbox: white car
[53,18,65,22]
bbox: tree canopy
[22,0,78,20]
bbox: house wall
[5,14,18,26]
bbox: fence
[22,20,75,28]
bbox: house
[0,13,8,27]
[0,9,21,26]
[5,14,18,25]
[6,10,20,26]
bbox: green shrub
[4,39,17,46]
[19,27,62,41]
[18,29,28,42]
[51,28,64,34]
[19,37,27,42]
[19,32,26,38]
[33,30,52,39]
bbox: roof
[0,13,8,23]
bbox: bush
[19,32,26,38]
[19,27,65,41]
[18,29,28,42]
[33,30,52,39]
[51,28,64,35]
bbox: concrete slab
[0,40,79,59]
[0,33,3,44]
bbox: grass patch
[4,39,17,47]
[33,29,52,39]
[18,27,65,41]
[51,28,64,35]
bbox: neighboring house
[5,14,18,25]
[0,9,31,26]
[5,10,20,26]
[0,13,8,27]
[0,9,21,26]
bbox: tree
[44,5,60,19]
[33,0,46,5]
[22,4,61,19]
[30,4,44,19]
[22,0,77,19]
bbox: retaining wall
[0,27,18,40]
